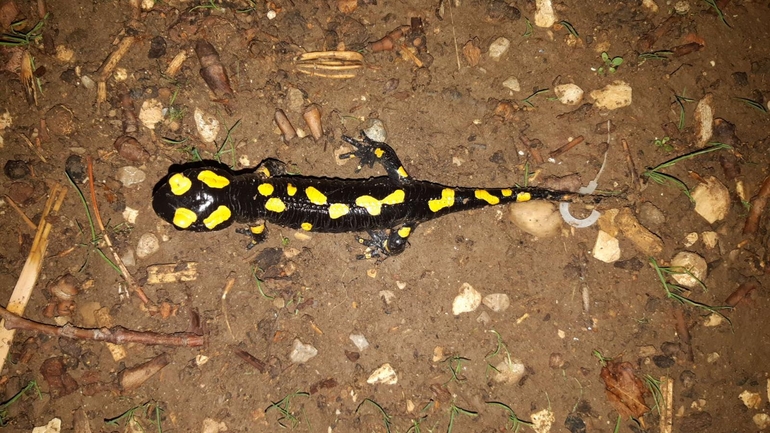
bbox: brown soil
[1,0,769,432]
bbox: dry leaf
[600,360,650,419]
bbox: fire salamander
[152,135,592,259]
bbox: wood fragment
[742,174,770,235]
[0,183,66,373]
[295,51,364,78]
[549,135,584,159]
[195,39,233,96]
[274,109,296,141]
[220,276,236,339]
[725,280,759,307]
[232,347,266,373]
[303,104,323,140]
[621,138,641,191]
[659,376,673,433]
[18,132,47,163]
[87,157,150,304]
[118,353,170,392]
[146,262,199,284]
[165,50,188,77]
[96,35,136,82]
[0,305,204,347]
[673,307,694,362]
[4,195,37,230]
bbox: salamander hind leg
[339,134,411,183]
[255,158,288,178]
[355,222,417,259]
[236,219,268,249]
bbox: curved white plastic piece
[559,180,600,228]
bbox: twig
[95,35,136,104]
[86,157,150,304]
[621,138,641,191]
[0,183,67,373]
[232,347,266,373]
[4,195,37,230]
[221,275,236,339]
[17,132,46,163]
[449,0,461,71]
[0,305,204,347]
[549,135,584,159]
[743,174,770,235]
[659,376,673,433]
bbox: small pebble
[114,136,150,163]
[652,354,675,368]
[367,363,397,385]
[638,345,657,357]
[502,76,520,92]
[349,334,369,351]
[117,166,146,187]
[138,99,164,130]
[344,350,359,362]
[136,233,159,258]
[4,160,30,180]
[452,283,482,315]
[660,341,680,357]
[488,37,511,60]
[148,36,167,59]
[492,359,525,383]
[482,293,510,312]
[680,370,696,389]
[638,201,666,226]
[548,352,564,369]
[8,181,35,205]
[120,248,136,267]
[289,338,317,364]
[65,155,87,183]
[363,119,387,142]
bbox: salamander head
[152,167,236,232]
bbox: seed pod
[48,274,79,301]
[275,109,296,141]
[195,40,233,96]
[302,104,323,140]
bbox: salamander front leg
[339,134,411,184]
[236,219,268,249]
[355,222,416,259]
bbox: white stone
[670,251,707,289]
[694,94,714,147]
[289,338,317,364]
[488,37,511,60]
[482,293,510,312]
[592,230,621,263]
[117,166,146,187]
[123,206,139,224]
[502,76,520,92]
[692,176,730,223]
[136,233,160,258]
[32,418,61,433]
[554,83,584,105]
[201,418,228,433]
[534,0,556,27]
[367,363,397,385]
[701,231,718,248]
[740,390,762,409]
[194,107,220,143]
[589,81,632,110]
[754,413,770,430]
[452,283,482,315]
[139,99,164,130]
[509,201,562,238]
[531,408,555,433]
[683,232,698,247]
[642,0,659,12]
[363,119,387,142]
[349,334,369,351]
[492,358,525,383]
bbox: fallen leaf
[600,360,650,419]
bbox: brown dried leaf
[600,360,650,419]
[462,40,481,67]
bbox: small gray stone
[117,166,146,187]
[638,201,666,226]
[289,338,317,364]
[136,233,159,258]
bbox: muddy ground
[1,0,769,431]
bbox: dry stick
[659,376,674,433]
[4,195,37,230]
[18,132,47,163]
[743,174,770,235]
[621,138,642,191]
[95,35,136,104]
[0,183,66,373]
[220,276,236,340]
[86,157,150,304]
[549,135,585,159]
[0,305,204,347]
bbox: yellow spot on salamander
[375,148,385,158]
[397,226,411,238]
[516,192,532,202]
[172,207,197,228]
[257,166,271,178]
[397,166,409,178]
[203,205,232,229]
[169,173,192,196]
[197,170,230,188]
[501,189,513,197]
[328,203,350,219]
[265,197,286,212]
[355,189,405,216]
[301,222,313,231]
[305,186,328,205]
[250,224,265,234]
[287,183,297,196]
[258,183,274,196]
[428,188,455,212]
[475,189,500,205]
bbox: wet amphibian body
[152,135,589,258]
